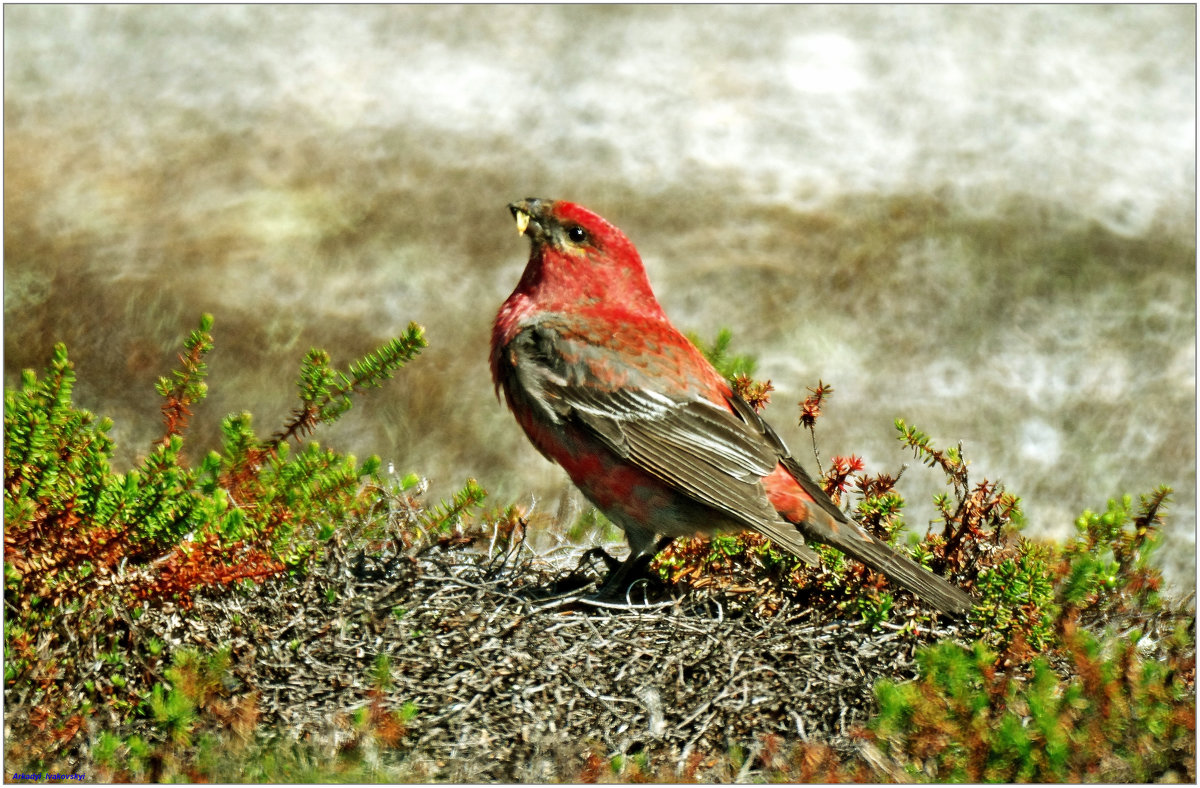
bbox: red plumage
[491,198,972,615]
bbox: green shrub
[4,314,431,768]
[872,628,1194,782]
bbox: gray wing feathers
[558,385,784,526]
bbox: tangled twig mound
[137,530,961,781]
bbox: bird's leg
[590,552,654,601]
[589,532,673,602]
[515,533,666,602]
[575,546,623,575]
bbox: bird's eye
[566,225,588,244]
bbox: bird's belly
[517,411,733,538]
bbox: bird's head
[506,198,665,319]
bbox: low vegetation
[4,319,1193,782]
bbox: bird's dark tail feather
[758,517,972,616]
[763,449,974,616]
[808,524,974,616]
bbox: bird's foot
[520,540,675,609]
[586,551,667,604]
[512,571,595,601]
[575,545,623,575]
[510,547,621,602]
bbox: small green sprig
[278,322,427,446]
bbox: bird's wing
[502,320,790,531]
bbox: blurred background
[5,6,1195,586]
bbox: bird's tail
[796,515,973,616]
[756,516,972,616]
[731,394,973,616]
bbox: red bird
[491,198,972,615]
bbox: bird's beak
[508,198,543,238]
[514,208,530,236]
